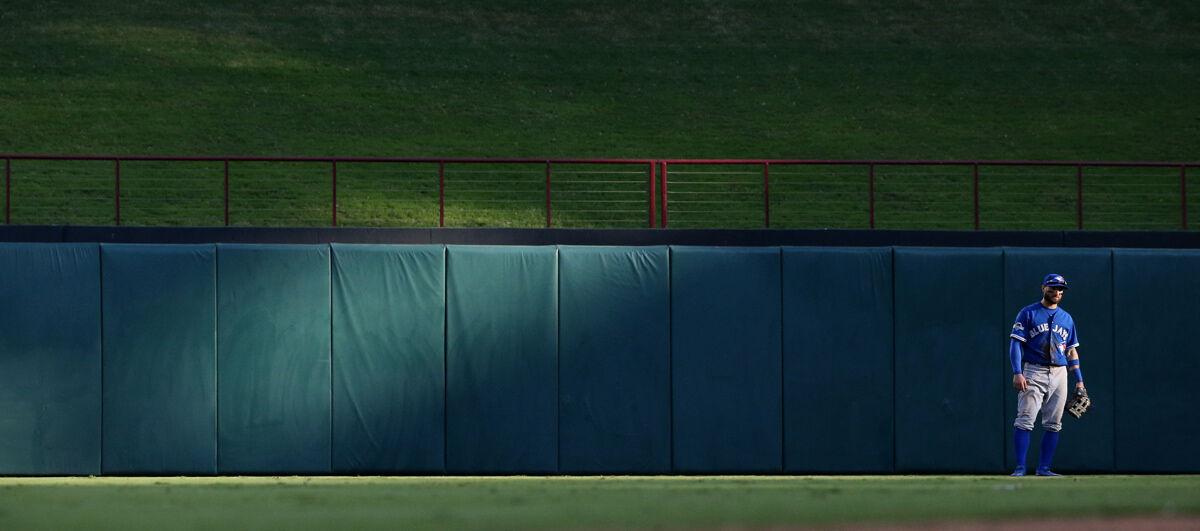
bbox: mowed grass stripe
[0,476,1197,530]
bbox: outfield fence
[2,155,1197,230]
[3,243,1200,474]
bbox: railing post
[1182,165,1188,231]
[1076,165,1084,230]
[973,163,980,230]
[224,160,230,226]
[331,160,338,227]
[648,161,656,228]
[660,161,669,228]
[545,161,552,228]
[438,161,445,228]
[4,159,10,225]
[114,159,121,226]
[868,164,876,229]
[763,162,771,228]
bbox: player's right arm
[1010,340,1028,391]
[1010,308,1029,391]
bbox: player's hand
[1076,382,1085,391]
[1013,374,1028,392]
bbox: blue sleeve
[1009,338,1024,374]
[1009,308,1029,343]
[1067,319,1079,349]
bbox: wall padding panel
[217,244,331,473]
[102,244,217,474]
[445,246,558,473]
[783,247,894,472]
[0,243,100,475]
[1113,249,1200,472]
[1002,248,1113,472]
[894,248,1004,472]
[558,246,670,473]
[331,244,445,472]
[671,246,782,473]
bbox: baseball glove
[1066,386,1092,419]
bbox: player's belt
[1024,361,1063,368]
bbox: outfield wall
[0,243,1197,475]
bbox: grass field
[1,476,1198,530]
[1,2,1198,228]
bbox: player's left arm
[1066,350,1084,390]
[1066,321,1084,389]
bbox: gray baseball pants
[1014,362,1067,432]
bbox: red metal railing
[658,159,1198,230]
[0,154,1196,230]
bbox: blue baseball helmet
[1042,273,1068,290]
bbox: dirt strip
[823,516,1200,531]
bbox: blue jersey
[1009,302,1079,367]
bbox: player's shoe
[1035,467,1061,477]
[1010,466,1026,477]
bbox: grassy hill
[0,2,1197,228]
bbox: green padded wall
[1003,248,1114,472]
[217,244,331,474]
[331,244,445,473]
[558,246,670,473]
[9,242,1200,476]
[1113,249,1200,472]
[894,248,1005,473]
[445,246,558,473]
[671,246,782,473]
[0,243,100,475]
[782,247,894,472]
[102,244,217,474]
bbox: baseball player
[1007,273,1085,476]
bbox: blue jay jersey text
[1010,302,1079,366]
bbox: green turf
[1,2,1197,228]
[0,476,1197,530]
